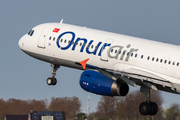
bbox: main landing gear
[139,84,158,115]
[46,64,60,86]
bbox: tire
[139,102,151,115]
[52,78,57,85]
[47,77,52,85]
[149,102,158,115]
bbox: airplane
[18,20,180,116]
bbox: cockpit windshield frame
[28,30,34,36]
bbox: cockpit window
[28,30,34,36]
[28,30,31,35]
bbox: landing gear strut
[46,64,60,86]
[139,84,158,115]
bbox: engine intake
[79,70,129,96]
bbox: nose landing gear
[46,64,60,86]
[47,77,57,85]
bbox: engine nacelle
[79,70,129,96]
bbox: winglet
[79,58,89,69]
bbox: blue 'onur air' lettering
[72,38,87,52]
[56,31,75,50]
[98,43,111,56]
[86,40,102,55]
[56,31,139,62]
[56,31,113,56]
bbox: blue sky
[0,1,180,112]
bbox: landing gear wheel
[139,102,150,115]
[52,78,57,85]
[46,64,60,86]
[46,77,57,85]
[149,102,158,115]
[140,84,158,115]
[47,77,53,85]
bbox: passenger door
[38,27,50,48]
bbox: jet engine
[79,70,129,96]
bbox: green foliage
[77,113,87,120]
[97,116,109,120]
[164,104,180,120]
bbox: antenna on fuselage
[60,19,63,24]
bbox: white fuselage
[19,23,180,94]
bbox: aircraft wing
[98,65,176,94]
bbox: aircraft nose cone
[18,35,26,50]
[18,39,21,49]
[18,38,23,50]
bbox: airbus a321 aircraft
[18,20,180,115]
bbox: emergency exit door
[100,39,114,62]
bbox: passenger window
[127,52,129,56]
[87,44,90,48]
[160,59,163,63]
[115,50,117,53]
[61,39,63,42]
[68,40,70,44]
[123,51,126,55]
[83,43,86,47]
[177,62,179,66]
[76,42,78,45]
[147,56,150,60]
[80,43,82,46]
[111,49,113,53]
[141,55,143,59]
[49,37,51,40]
[53,37,55,41]
[164,60,167,64]
[173,61,175,65]
[169,61,171,64]
[135,54,137,57]
[64,40,67,43]
[131,53,133,57]
[152,57,154,61]
[156,58,159,62]
[57,38,59,41]
[91,45,94,49]
[119,51,121,54]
